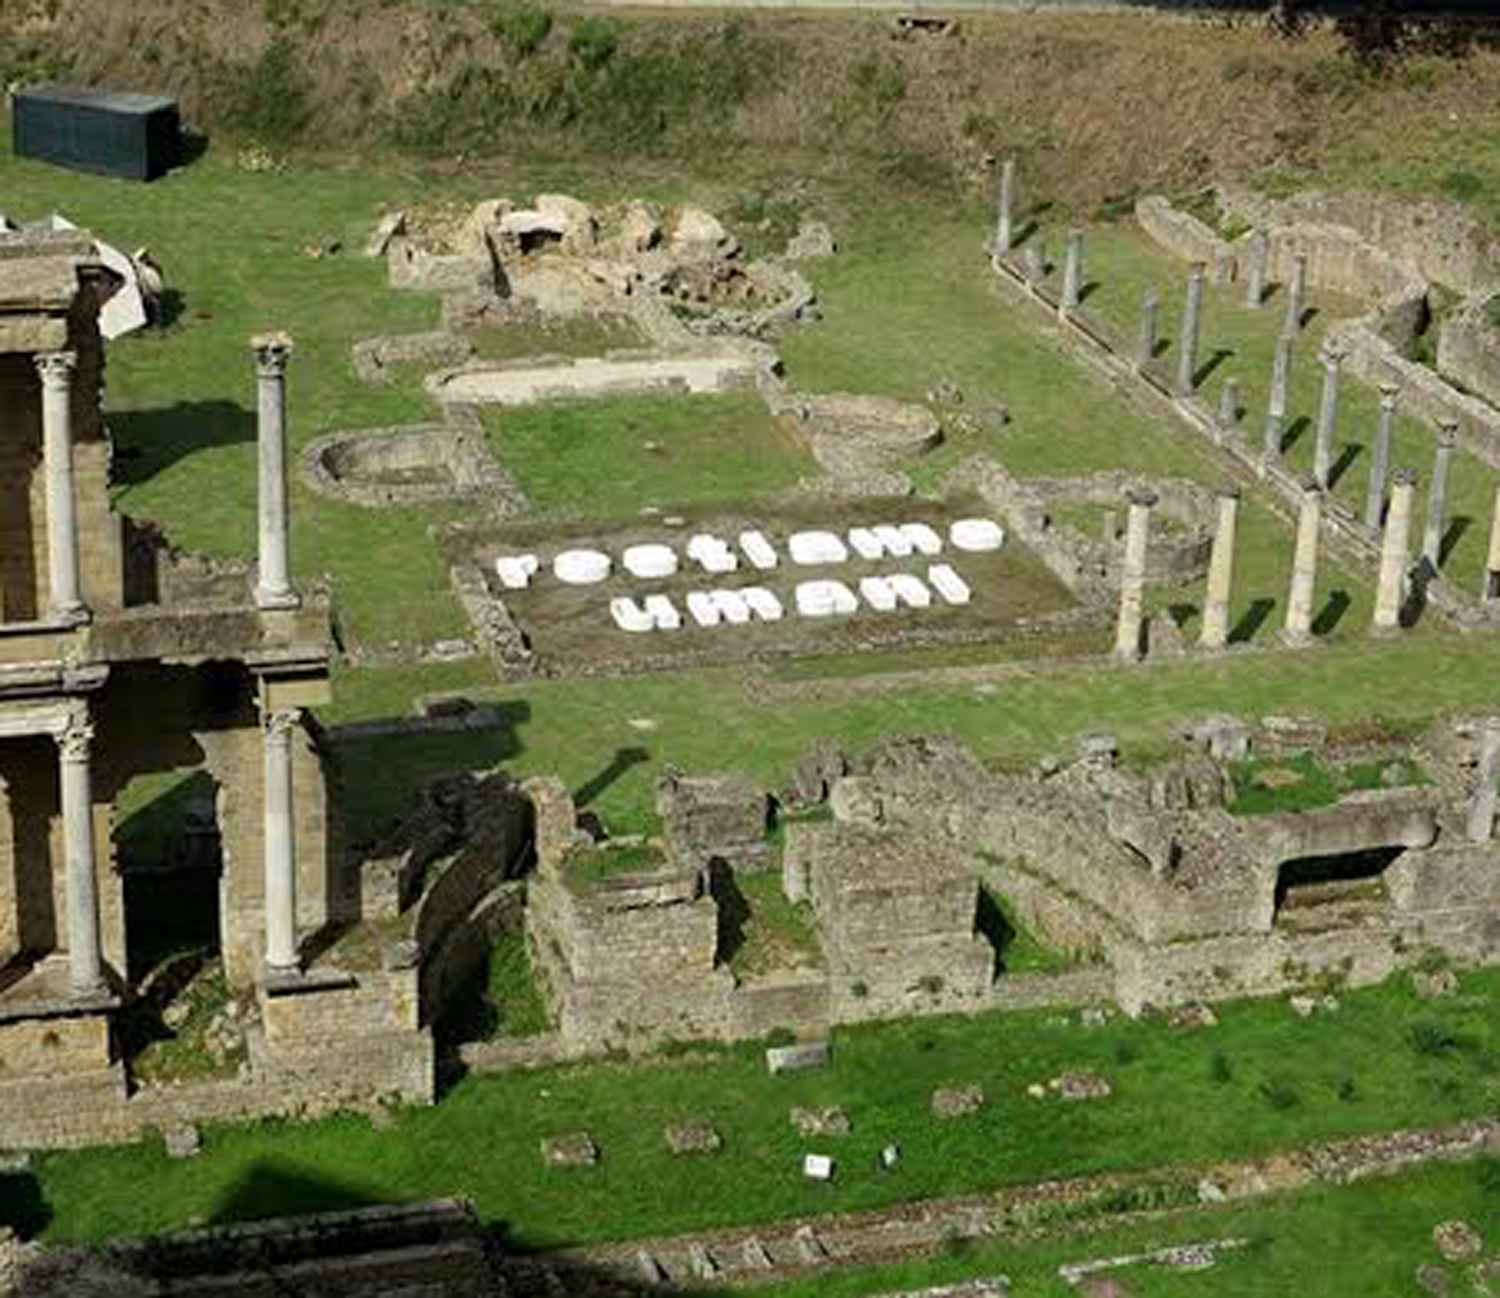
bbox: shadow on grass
[1193,347,1232,389]
[109,401,255,489]
[1312,589,1352,637]
[574,746,651,812]
[1440,516,1472,568]
[1230,596,1276,645]
[1279,414,1312,457]
[1328,442,1362,491]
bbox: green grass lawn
[761,1159,1500,1296]
[482,391,813,519]
[25,968,1500,1250]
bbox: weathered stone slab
[1048,1071,1113,1101]
[541,1132,598,1167]
[164,1123,201,1160]
[1433,1219,1482,1262]
[932,1084,986,1118]
[664,1121,721,1155]
[791,1105,851,1137]
[766,1041,830,1074]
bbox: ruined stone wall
[420,882,524,1030]
[1437,297,1500,410]
[0,1011,111,1078]
[1134,196,1237,284]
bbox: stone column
[57,716,104,996]
[1421,421,1458,573]
[1263,331,1295,470]
[1114,488,1156,662]
[263,707,301,975]
[1283,252,1308,333]
[1313,342,1345,489]
[36,353,88,624]
[1217,377,1241,438]
[1175,263,1206,398]
[1373,467,1417,633]
[994,159,1015,257]
[1199,486,1240,651]
[1022,242,1045,289]
[1282,480,1323,644]
[1467,721,1500,844]
[1135,288,1158,371]
[1484,483,1500,602]
[1245,230,1268,308]
[1364,384,1399,531]
[252,334,299,610]
[1059,228,1083,316]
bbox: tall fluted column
[1114,488,1156,662]
[1282,480,1323,644]
[1313,342,1344,488]
[1467,721,1500,844]
[253,334,299,610]
[1373,467,1417,633]
[1283,252,1308,333]
[263,707,301,975]
[1245,230,1268,308]
[1059,228,1083,316]
[1421,421,1458,573]
[36,353,87,624]
[1263,331,1294,471]
[57,716,104,996]
[1484,483,1500,602]
[994,159,1015,257]
[1364,384,1399,530]
[1175,263,1206,398]
[1200,486,1240,651]
[1135,288,1158,371]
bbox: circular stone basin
[623,543,678,580]
[554,549,612,585]
[950,518,1006,553]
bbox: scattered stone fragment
[1434,1220,1483,1262]
[1026,1082,1047,1100]
[664,1121,722,1155]
[802,1153,835,1182]
[1413,968,1459,1000]
[791,1105,851,1137]
[1167,1002,1219,1030]
[1080,1006,1110,1028]
[766,1041,831,1075]
[687,1242,718,1280]
[880,1143,902,1169]
[932,1084,985,1119]
[1049,1071,1113,1101]
[1415,1262,1453,1296]
[786,219,837,260]
[636,1248,666,1283]
[163,1123,201,1160]
[364,210,407,258]
[742,1237,774,1270]
[541,1132,598,1167]
[794,1224,827,1263]
[1288,993,1340,1018]
[1196,1177,1226,1203]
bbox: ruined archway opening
[1273,845,1405,929]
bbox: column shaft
[253,334,299,610]
[263,708,300,974]
[1313,346,1343,488]
[1484,483,1500,602]
[36,353,86,623]
[1373,468,1417,632]
[1059,228,1083,315]
[1135,289,1158,371]
[995,159,1015,256]
[1217,377,1241,439]
[1200,488,1240,650]
[58,719,103,996]
[1364,385,1398,530]
[1245,230,1268,308]
[1114,490,1155,661]
[1467,723,1500,844]
[1175,264,1205,397]
[1283,252,1308,333]
[1421,423,1458,572]
[1263,332,1294,469]
[1282,484,1323,642]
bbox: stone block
[1048,1071,1113,1101]
[790,1105,850,1137]
[829,777,883,826]
[664,1121,721,1155]
[541,1132,598,1167]
[766,1041,830,1074]
[163,1122,201,1160]
[932,1084,985,1118]
[1433,1220,1482,1262]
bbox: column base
[1369,619,1402,638]
[68,975,109,1002]
[255,586,302,612]
[51,602,91,627]
[264,961,304,988]
[1278,627,1315,648]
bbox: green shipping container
[12,84,180,182]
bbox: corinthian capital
[264,708,302,743]
[56,716,94,764]
[251,332,294,378]
[35,351,78,390]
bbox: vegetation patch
[1228,752,1425,816]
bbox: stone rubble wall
[1436,296,1500,411]
[1134,196,1238,284]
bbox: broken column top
[1126,486,1159,508]
[1393,466,1418,487]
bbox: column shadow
[1279,415,1312,455]
[1311,589,1351,636]
[1077,280,1102,305]
[1440,516,1472,568]
[1327,443,1363,491]
[1193,347,1233,389]
[1229,597,1276,644]
[573,746,651,811]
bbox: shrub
[1336,1077,1359,1103]
[1114,1041,1140,1066]
[1477,1158,1500,1194]
[1258,1077,1300,1110]
[1441,170,1484,202]
[1210,1051,1233,1085]
[853,56,906,106]
[850,980,869,1000]
[228,39,312,145]
[569,16,619,71]
[491,2,552,59]
[1408,1020,1474,1058]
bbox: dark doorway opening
[1273,845,1404,930]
